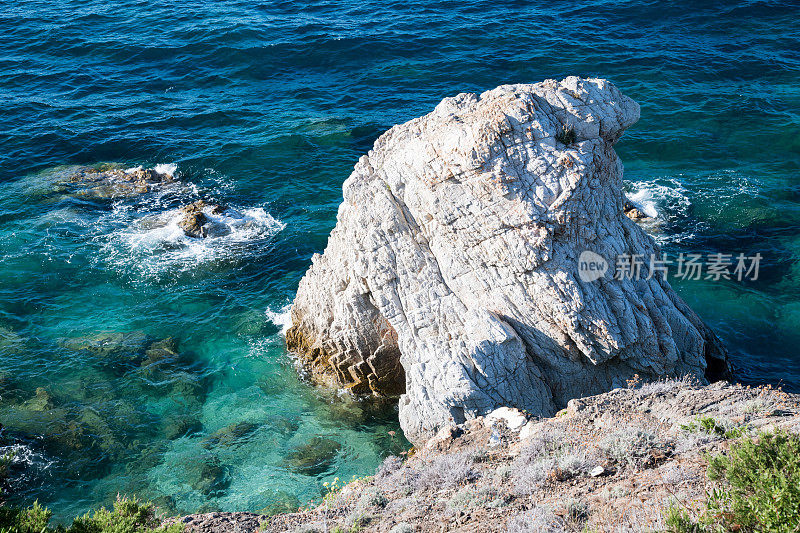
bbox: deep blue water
[1,0,799,522]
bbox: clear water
[1,0,799,522]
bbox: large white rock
[287,77,728,445]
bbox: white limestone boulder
[287,77,729,444]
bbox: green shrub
[0,497,182,533]
[0,452,14,501]
[680,416,744,439]
[664,430,800,532]
[706,430,800,531]
[664,505,704,533]
[0,500,52,533]
[68,496,182,533]
[555,126,576,145]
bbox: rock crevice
[287,77,728,444]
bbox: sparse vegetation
[414,452,477,491]
[636,375,699,395]
[680,416,745,439]
[447,486,502,511]
[564,498,589,530]
[512,428,596,495]
[598,427,661,470]
[555,125,577,145]
[0,451,13,500]
[505,506,565,532]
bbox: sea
[1,0,798,522]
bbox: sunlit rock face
[287,77,729,444]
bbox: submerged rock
[141,337,180,372]
[268,415,300,437]
[284,436,342,476]
[186,454,232,496]
[255,489,301,516]
[22,387,53,412]
[58,165,177,199]
[287,77,729,444]
[0,325,26,354]
[201,421,261,448]
[60,330,149,362]
[162,414,202,440]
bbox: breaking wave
[101,203,286,280]
[265,303,292,335]
[624,177,695,244]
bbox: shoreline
[171,379,800,532]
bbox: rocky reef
[287,77,729,444]
[55,164,177,199]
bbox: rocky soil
[171,380,800,532]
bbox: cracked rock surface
[287,77,728,444]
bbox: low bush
[555,126,576,145]
[415,452,477,491]
[505,506,565,533]
[598,427,660,470]
[680,416,744,439]
[0,496,183,533]
[665,430,800,532]
[0,501,51,533]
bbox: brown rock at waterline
[178,201,210,238]
[623,200,650,221]
[177,200,230,238]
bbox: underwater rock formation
[58,165,177,199]
[287,77,729,444]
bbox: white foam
[154,163,177,176]
[626,189,660,218]
[124,165,143,174]
[265,303,292,335]
[625,178,690,220]
[624,177,694,244]
[101,202,286,279]
[0,444,55,471]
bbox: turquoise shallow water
[1,0,799,522]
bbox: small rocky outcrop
[287,77,729,444]
[168,513,264,533]
[178,201,210,238]
[60,165,176,199]
[177,201,227,238]
[623,199,650,221]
